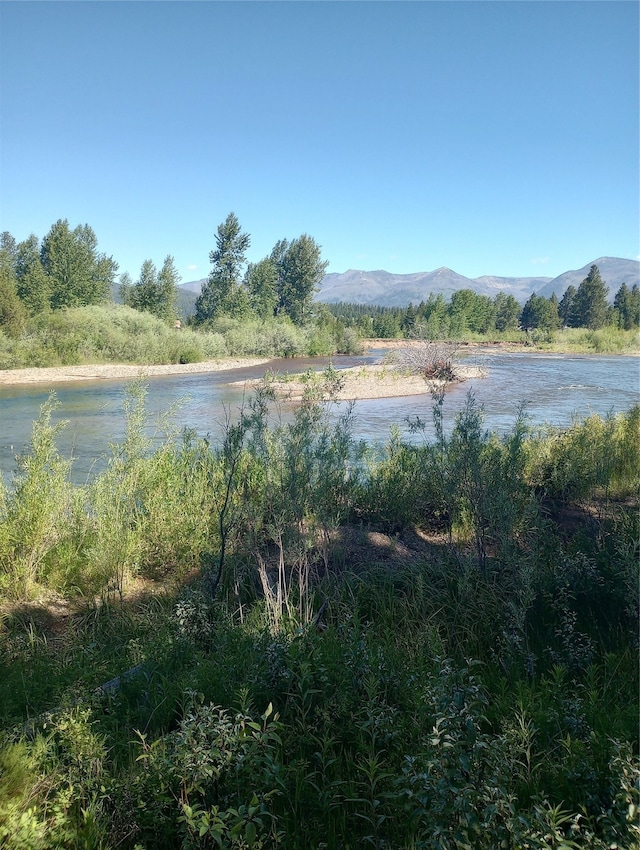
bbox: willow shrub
[527,405,640,502]
[0,395,79,599]
[0,304,228,369]
[207,315,311,357]
[84,382,222,596]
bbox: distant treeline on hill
[326,266,640,338]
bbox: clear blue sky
[1,1,638,283]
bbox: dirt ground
[229,363,487,401]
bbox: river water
[0,351,638,483]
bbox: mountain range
[177,256,639,315]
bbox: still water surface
[0,351,638,483]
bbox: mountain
[535,257,640,302]
[176,257,639,313]
[316,268,554,307]
[179,278,207,294]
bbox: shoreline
[0,339,636,389]
[0,357,273,387]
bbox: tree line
[0,213,328,337]
[327,264,640,338]
[1,216,638,342]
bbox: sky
[1,1,638,284]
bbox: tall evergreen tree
[558,285,577,326]
[571,264,609,329]
[195,213,251,323]
[0,232,18,271]
[629,284,640,329]
[612,282,639,330]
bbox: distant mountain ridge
[177,256,639,314]
[314,257,639,307]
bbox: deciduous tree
[40,219,118,308]
[520,293,559,331]
[195,213,251,323]
[493,292,521,332]
[244,258,278,319]
[272,234,328,324]
[16,235,50,314]
[0,244,28,337]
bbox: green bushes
[527,405,640,502]
[0,304,229,369]
[0,305,364,369]
[0,385,638,848]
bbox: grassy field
[0,378,638,849]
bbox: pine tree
[571,265,609,329]
[558,285,577,327]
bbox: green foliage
[0,304,227,369]
[521,291,560,331]
[527,406,640,502]
[0,383,638,849]
[0,247,28,338]
[15,234,51,315]
[40,219,118,309]
[571,265,609,330]
[0,394,75,598]
[613,282,640,330]
[195,213,252,324]
[272,234,329,324]
[121,256,180,322]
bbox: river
[0,351,638,483]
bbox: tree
[613,282,640,330]
[448,289,495,335]
[571,264,609,329]
[493,292,521,332]
[0,245,28,337]
[40,219,118,309]
[244,257,278,319]
[156,255,180,322]
[558,285,577,327]
[123,260,158,314]
[520,293,559,331]
[272,234,328,324]
[0,232,18,271]
[629,284,640,329]
[16,234,50,314]
[118,272,133,306]
[195,213,251,323]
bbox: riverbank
[0,357,272,386]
